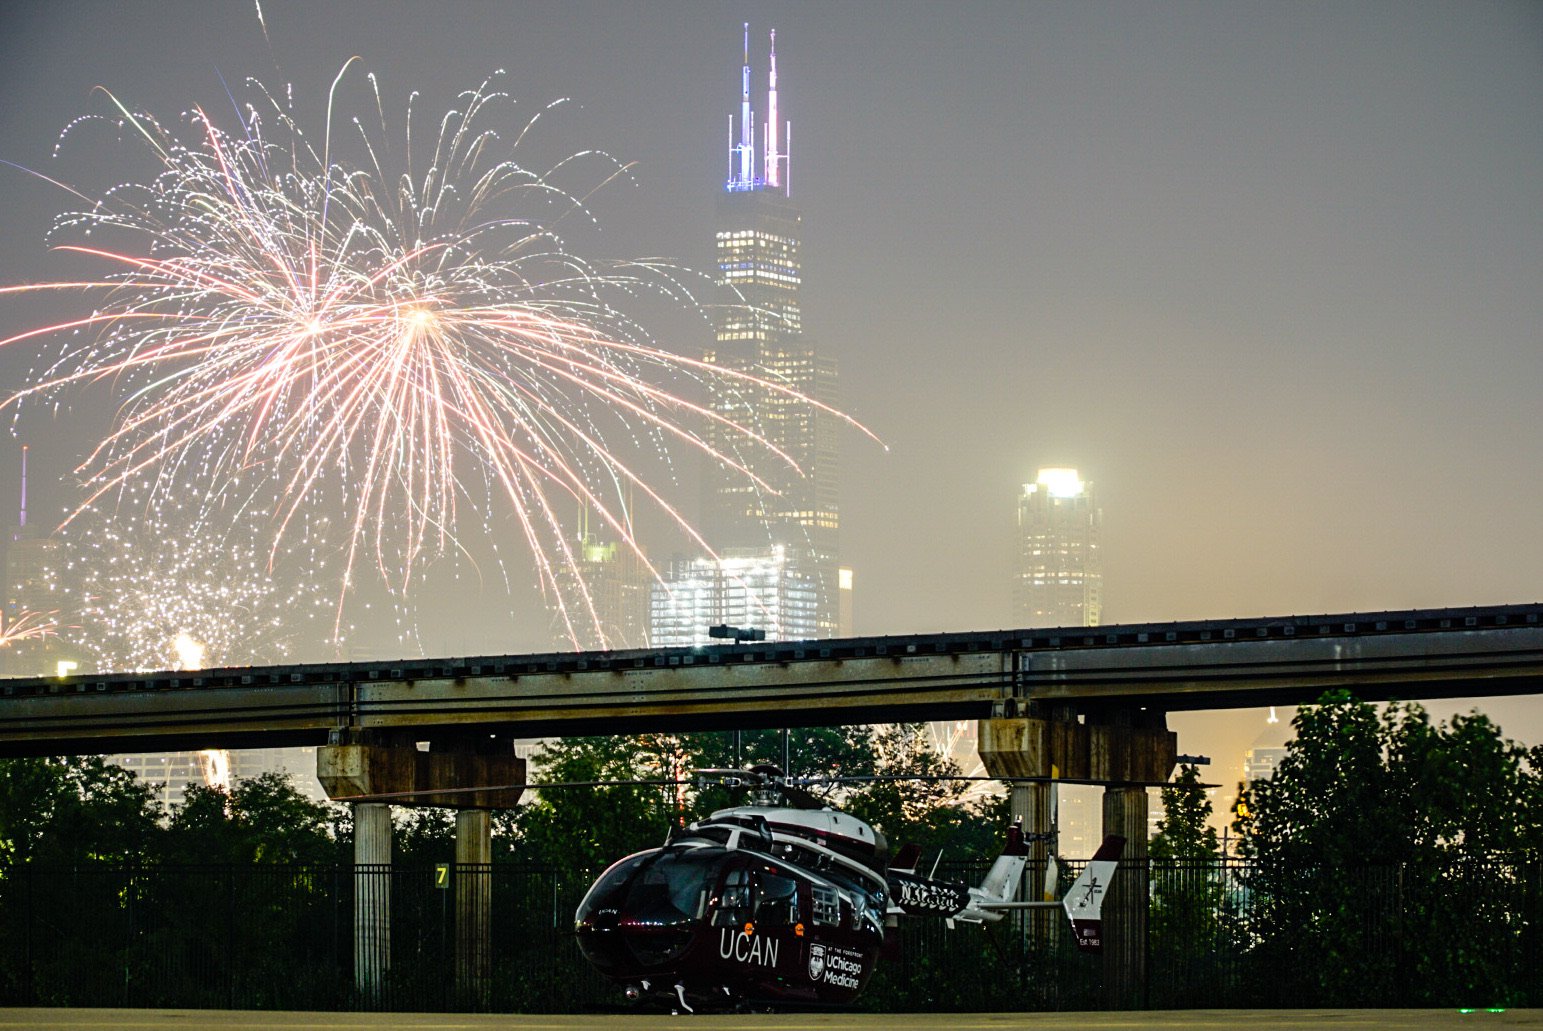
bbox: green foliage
[0,756,163,866]
[845,724,1002,862]
[507,735,685,887]
[163,772,344,865]
[1240,691,1543,1007]
[1150,764,1219,860]
[1146,764,1241,1007]
[685,725,880,778]
[393,807,458,864]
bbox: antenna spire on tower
[730,22,756,190]
[17,444,27,531]
[765,29,782,192]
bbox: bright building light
[1036,467,1085,499]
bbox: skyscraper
[550,506,653,650]
[1013,467,1103,628]
[695,25,843,640]
[2,446,72,676]
[650,545,818,648]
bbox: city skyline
[0,3,1539,785]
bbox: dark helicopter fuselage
[574,805,888,1009]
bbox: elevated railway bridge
[3,598,1541,858]
[4,601,1541,1003]
[3,602,1540,754]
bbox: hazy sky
[1,2,1539,771]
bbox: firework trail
[0,609,59,648]
[0,64,877,645]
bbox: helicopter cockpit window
[755,872,799,926]
[576,852,650,925]
[621,852,715,927]
[711,867,752,928]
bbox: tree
[1146,764,1238,1007]
[507,736,685,887]
[0,757,165,1006]
[685,725,879,779]
[163,772,344,865]
[0,756,163,867]
[845,724,1000,862]
[1240,691,1542,1007]
[1150,764,1219,859]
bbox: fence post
[227,865,237,1010]
[122,867,134,1008]
[24,863,33,1006]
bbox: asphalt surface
[0,1010,1538,1031]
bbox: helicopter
[573,765,1125,1013]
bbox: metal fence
[0,857,1539,1012]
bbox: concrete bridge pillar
[978,708,1174,1005]
[352,801,392,1007]
[455,809,493,1005]
[1102,784,1149,1009]
[319,733,524,1010]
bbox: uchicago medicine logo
[807,943,826,980]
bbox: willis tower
[700,25,843,641]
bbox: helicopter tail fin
[891,842,922,873]
[1061,834,1125,951]
[974,821,1030,907]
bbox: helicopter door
[709,865,801,928]
[754,871,799,928]
[711,866,753,928]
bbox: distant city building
[650,546,817,647]
[1244,746,1290,783]
[110,747,326,808]
[1013,467,1102,628]
[698,25,844,640]
[1,446,78,677]
[1059,786,1103,860]
[550,508,652,651]
[837,567,854,638]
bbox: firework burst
[60,498,343,673]
[1,64,876,645]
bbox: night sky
[1,2,1539,775]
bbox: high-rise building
[1,446,76,676]
[1244,746,1290,783]
[650,545,817,648]
[550,508,653,651]
[108,747,327,807]
[693,25,844,640]
[1013,467,1102,628]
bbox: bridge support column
[979,707,1175,1002]
[455,809,492,1005]
[1102,785,1149,1010]
[353,801,392,1008]
[979,720,1063,947]
[1008,780,1056,942]
[319,734,524,1011]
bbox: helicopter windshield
[576,851,651,929]
[620,850,717,927]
